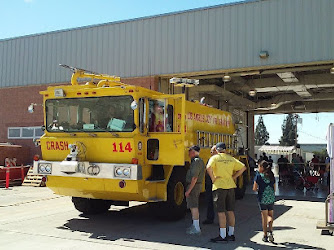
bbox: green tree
[254,115,269,145]
[312,148,328,159]
[280,114,298,146]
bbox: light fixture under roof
[223,75,231,82]
[292,101,306,111]
[170,77,199,87]
[248,90,257,97]
[330,67,334,74]
[277,72,299,83]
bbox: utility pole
[294,114,301,148]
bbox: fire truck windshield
[45,96,135,132]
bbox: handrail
[0,165,30,169]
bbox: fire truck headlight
[45,165,51,172]
[123,168,130,177]
[38,163,52,174]
[116,168,123,176]
[40,165,46,173]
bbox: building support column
[247,111,255,157]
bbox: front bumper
[33,160,142,180]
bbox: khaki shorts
[186,184,202,209]
[213,188,235,212]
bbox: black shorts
[258,203,274,211]
[213,188,235,212]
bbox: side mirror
[131,100,138,110]
[28,103,35,113]
[33,139,41,147]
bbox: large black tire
[72,197,111,215]
[235,170,248,200]
[150,168,187,220]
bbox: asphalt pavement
[0,183,332,250]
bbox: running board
[145,179,166,183]
[148,198,165,202]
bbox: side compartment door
[146,94,185,166]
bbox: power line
[298,130,326,142]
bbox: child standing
[253,161,276,243]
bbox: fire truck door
[146,95,185,166]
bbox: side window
[166,104,174,132]
[147,139,159,160]
[148,99,174,132]
[149,100,164,132]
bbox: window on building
[34,127,44,137]
[8,127,44,139]
[22,128,34,138]
[8,128,21,138]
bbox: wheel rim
[174,182,184,206]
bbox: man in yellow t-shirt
[206,142,246,243]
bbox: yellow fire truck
[32,66,249,219]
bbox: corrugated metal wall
[0,0,333,88]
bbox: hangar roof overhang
[168,61,334,114]
[1,0,333,90]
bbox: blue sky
[0,0,236,39]
[254,113,333,145]
[1,0,333,144]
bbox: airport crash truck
[32,67,249,219]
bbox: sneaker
[262,235,269,242]
[186,225,201,235]
[210,236,228,243]
[202,219,214,225]
[227,235,235,241]
[268,231,274,242]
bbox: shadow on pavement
[237,241,325,250]
[58,202,210,249]
[55,193,323,249]
[276,196,326,203]
[56,175,329,250]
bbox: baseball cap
[216,142,226,150]
[189,145,200,152]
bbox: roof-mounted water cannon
[59,64,123,87]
